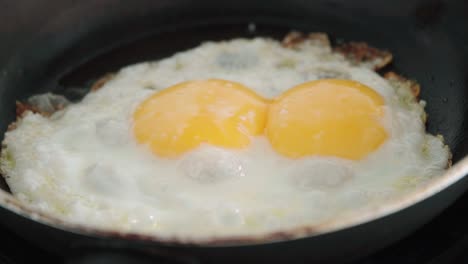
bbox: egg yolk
[266,79,388,160]
[133,79,268,157]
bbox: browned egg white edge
[0,31,453,246]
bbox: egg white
[1,37,450,238]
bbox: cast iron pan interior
[0,0,467,262]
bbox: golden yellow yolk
[266,79,388,160]
[133,79,268,157]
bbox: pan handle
[66,250,185,264]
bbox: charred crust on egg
[10,101,50,131]
[15,101,44,117]
[384,71,421,98]
[334,42,393,70]
[7,121,17,132]
[9,73,115,129]
[282,31,331,49]
[282,31,392,70]
[446,152,453,168]
[383,71,427,123]
[90,73,115,92]
[14,99,66,119]
[7,102,41,132]
[436,134,452,169]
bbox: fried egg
[0,36,450,239]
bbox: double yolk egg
[133,79,388,160]
[1,37,451,239]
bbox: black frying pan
[0,0,467,263]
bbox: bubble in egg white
[216,50,258,70]
[212,204,245,227]
[178,146,246,183]
[126,207,159,230]
[95,119,129,146]
[83,163,125,196]
[290,159,354,190]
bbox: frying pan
[0,0,467,263]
